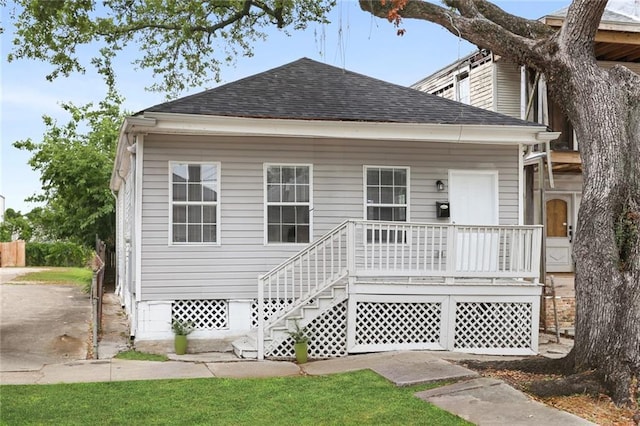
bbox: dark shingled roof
[142,58,540,127]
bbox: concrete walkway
[0,350,594,425]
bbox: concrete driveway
[0,268,91,372]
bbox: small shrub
[26,241,92,267]
[171,319,194,336]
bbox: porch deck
[252,220,543,360]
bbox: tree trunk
[559,63,640,406]
[358,0,640,405]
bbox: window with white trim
[365,166,408,243]
[170,162,219,244]
[366,166,408,221]
[265,165,311,244]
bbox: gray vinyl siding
[495,61,522,119]
[139,135,520,301]
[469,61,494,110]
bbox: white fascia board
[110,116,158,191]
[535,131,561,143]
[109,121,130,191]
[140,112,552,146]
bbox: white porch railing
[257,220,542,359]
[352,221,542,280]
[257,220,350,358]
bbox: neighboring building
[412,6,640,273]
[111,58,558,359]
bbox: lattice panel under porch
[265,301,347,359]
[454,302,532,349]
[172,299,228,329]
[355,302,442,345]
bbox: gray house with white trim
[111,58,558,358]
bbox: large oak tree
[359,0,640,406]
[6,0,639,405]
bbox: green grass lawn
[115,350,169,362]
[0,370,468,425]
[10,267,93,291]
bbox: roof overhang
[542,15,640,62]
[110,112,558,190]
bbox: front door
[449,170,499,225]
[449,170,499,271]
[545,194,574,272]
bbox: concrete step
[231,335,258,359]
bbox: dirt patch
[51,333,85,357]
[0,282,91,371]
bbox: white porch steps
[232,283,348,359]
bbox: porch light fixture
[436,180,445,191]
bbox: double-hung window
[170,162,219,244]
[265,164,311,244]
[365,166,409,242]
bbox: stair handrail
[258,220,352,359]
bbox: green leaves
[13,93,125,247]
[0,208,33,241]
[8,0,336,96]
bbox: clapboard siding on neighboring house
[138,134,520,301]
[469,61,494,110]
[412,59,495,110]
[494,61,522,119]
[538,173,583,192]
[412,71,455,99]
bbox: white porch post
[445,225,457,283]
[347,220,356,275]
[257,276,264,360]
[346,220,357,353]
[531,227,543,284]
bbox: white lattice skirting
[347,295,536,355]
[258,295,537,359]
[265,302,348,359]
[172,299,229,329]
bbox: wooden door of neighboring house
[545,194,575,272]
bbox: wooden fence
[0,240,26,267]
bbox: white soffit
[133,112,553,146]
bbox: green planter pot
[174,335,188,355]
[294,342,308,364]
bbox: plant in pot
[171,319,193,355]
[286,321,311,364]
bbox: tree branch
[465,0,555,39]
[97,0,257,37]
[359,0,552,70]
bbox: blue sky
[0,0,570,213]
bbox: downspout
[111,189,119,296]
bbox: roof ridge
[139,57,542,128]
